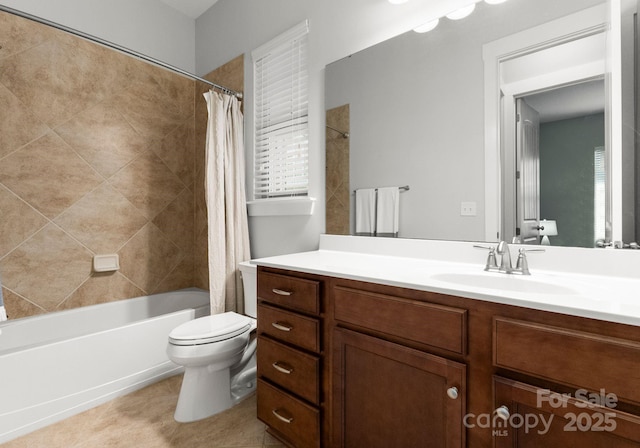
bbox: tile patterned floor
[4,375,285,447]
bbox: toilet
[167,261,257,422]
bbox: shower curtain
[204,90,251,315]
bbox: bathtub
[0,288,210,444]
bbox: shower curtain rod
[0,5,243,99]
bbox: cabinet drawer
[333,286,467,355]
[494,376,640,446]
[494,317,640,404]
[258,336,320,405]
[257,379,320,448]
[258,271,320,314]
[258,303,320,353]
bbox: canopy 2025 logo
[464,388,618,437]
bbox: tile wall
[325,105,350,235]
[0,11,243,318]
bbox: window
[252,21,309,200]
[594,146,606,243]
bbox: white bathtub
[0,288,210,444]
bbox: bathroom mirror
[325,0,639,248]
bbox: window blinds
[253,21,309,199]
[594,146,606,242]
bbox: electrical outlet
[461,202,477,216]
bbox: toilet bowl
[167,261,257,422]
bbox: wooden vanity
[255,265,640,447]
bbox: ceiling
[159,0,219,19]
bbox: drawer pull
[446,387,459,400]
[272,409,294,424]
[272,288,293,296]
[272,361,294,374]
[271,321,293,332]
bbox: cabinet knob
[495,405,510,421]
[446,387,459,400]
[272,288,293,296]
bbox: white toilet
[167,261,257,422]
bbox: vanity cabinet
[330,284,467,447]
[256,266,640,447]
[256,269,325,448]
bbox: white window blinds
[252,21,309,199]
[594,146,606,243]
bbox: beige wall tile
[0,132,103,219]
[1,287,46,320]
[0,224,93,310]
[326,105,350,235]
[0,84,49,159]
[107,74,190,140]
[118,223,183,293]
[59,272,145,310]
[0,39,108,128]
[55,103,149,177]
[109,151,186,220]
[152,188,195,252]
[153,121,195,187]
[153,254,195,294]
[54,183,148,254]
[0,184,48,258]
[0,11,57,60]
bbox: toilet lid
[169,312,252,345]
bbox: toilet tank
[238,261,257,318]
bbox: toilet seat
[169,312,252,346]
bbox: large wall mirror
[325,0,639,249]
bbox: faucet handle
[473,245,498,271]
[518,248,545,253]
[514,248,545,275]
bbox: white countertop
[254,236,640,327]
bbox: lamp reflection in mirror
[539,219,558,245]
[388,0,410,4]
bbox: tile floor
[4,375,285,447]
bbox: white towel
[376,187,399,237]
[0,282,6,321]
[355,189,376,236]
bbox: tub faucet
[496,241,513,274]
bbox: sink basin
[430,272,577,295]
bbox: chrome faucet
[475,242,544,275]
[496,241,513,274]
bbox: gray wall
[540,113,605,248]
[0,0,196,71]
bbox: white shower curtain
[204,90,251,315]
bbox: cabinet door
[332,328,466,448]
[494,376,640,447]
